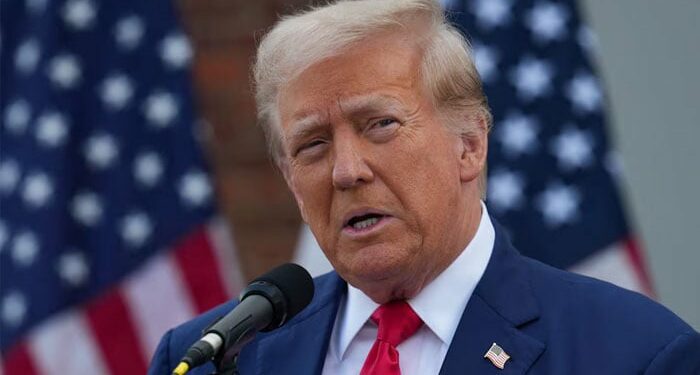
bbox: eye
[365,117,400,141]
[295,139,326,156]
[374,118,398,128]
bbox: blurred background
[580,0,700,331]
[1,0,698,374]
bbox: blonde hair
[253,0,492,168]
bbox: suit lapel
[439,295,544,374]
[241,273,345,375]
[440,220,545,374]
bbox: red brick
[177,0,317,278]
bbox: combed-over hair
[253,0,492,167]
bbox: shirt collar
[333,202,495,359]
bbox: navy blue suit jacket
[148,223,700,374]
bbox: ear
[280,160,309,223]
[458,117,488,183]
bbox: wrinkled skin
[277,32,487,303]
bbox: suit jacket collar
[440,219,544,374]
[241,218,544,374]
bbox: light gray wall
[580,0,700,329]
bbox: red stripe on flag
[2,342,39,375]
[84,288,148,374]
[172,228,229,313]
[623,237,655,297]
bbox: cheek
[384,132,461,225]
[292,166,334,229]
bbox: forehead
[277,32,426,126]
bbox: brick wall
[176,0,315,280]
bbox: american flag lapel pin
[484,342,510,369]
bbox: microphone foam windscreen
[253,263,314,318]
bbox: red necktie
[360,301,423,375]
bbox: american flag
[0,0,242,373]
[483,342,510,369]
[449,0,653,293]
[298,0,655,295]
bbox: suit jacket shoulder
[522,256,699,373]
[458,221,700,374]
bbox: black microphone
[172,263,314,375]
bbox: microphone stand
[203,309,253,375]
[210,328,246,375]
[212,354,239,375]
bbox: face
[277,33,485,303]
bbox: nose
[332,135,373,190]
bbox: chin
[353,276,424,304]
[343,257,425,303]
[346,244,408,279]
[329,237,425,300]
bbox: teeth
[352,217,379,229]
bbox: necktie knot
[360,301,422,375]
[370,301,422,347]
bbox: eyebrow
[338,94,406,118]
[286,114,327,145]
[286,93,407,143]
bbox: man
[149,1,700,374]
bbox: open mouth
[345,213,387,231]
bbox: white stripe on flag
[569,242,644,293]
[28,312,109,375]
[123,252,197,359]
[207,217,244,297]
[293,224,333,278]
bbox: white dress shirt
[322,203,495,375]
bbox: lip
[341,215,393,237]
[340,208,392,229]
